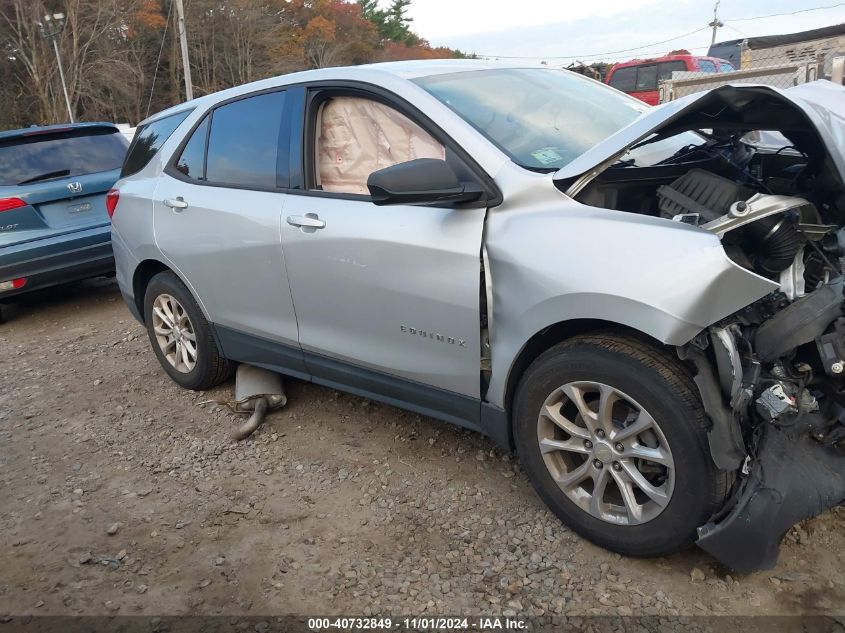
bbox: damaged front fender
[484,195,778,409]
[697,423,845,574]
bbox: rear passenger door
[153,89,302,367]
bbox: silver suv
[111,61,845,573]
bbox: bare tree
[0,0,464,130]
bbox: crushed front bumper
[696,424,845,573]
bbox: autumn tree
[275,0,378,69]
[0,0,471,130]
[0,0,171,125]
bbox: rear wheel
[514,333,730,557]
[143,271,232,390]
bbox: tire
[513,333,730,558]
[143,271,232,390]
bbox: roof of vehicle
[139,59,546,126]
[712,23,845,51]
[608,54,731,71]
[0,122,120,142]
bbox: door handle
[164,197,189,210]
[287,213,326,230]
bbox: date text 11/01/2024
[307,617,528,630]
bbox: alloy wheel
[536,381,675,525]
[151,293,198,374]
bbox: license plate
[68,202,93,214]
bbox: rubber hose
[747,216,801,274]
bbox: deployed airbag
[317,97,446,195]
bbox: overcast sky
[402,0,845,64]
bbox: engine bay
[569,92,845,572]
[578,125,845,437]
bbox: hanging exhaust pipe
[232,396,270,441]
[226,364,287,441]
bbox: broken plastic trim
[696,423,845,573]
[679,345,746,471]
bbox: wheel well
[501,319,663,428]
[132,259,171,323]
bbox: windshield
[0,129,127,186]
[415,68,654,171]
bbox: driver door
[280,87,490,404]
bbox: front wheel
[143,271,232,390]
[514,333,730,557]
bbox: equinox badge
[400,324,467,347]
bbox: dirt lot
[1,278,844,619]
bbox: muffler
[227,364,287,440]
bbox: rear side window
[697,60,718,73]
[205,91,286,188]
[634,65,658,91]
[608,66,636,92]
[175,116,209,180]
[0,130,127,186]
[121,110,191,178]
[720,62,735,72]
[658,61,687,80]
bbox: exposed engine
[578,130,845,447]
[654,160,845,446]
[573,116,845,572]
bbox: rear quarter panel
[109,174,161,310]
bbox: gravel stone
[0,277,841,617]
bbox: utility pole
[709,0,724,47]
[38,13,74,123]
[174,0,193,101]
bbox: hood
[554,81,845,197]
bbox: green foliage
[358,0,418,45]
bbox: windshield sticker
[531,148,563,165]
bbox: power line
[478,26,710,60]
[475,2,845,63]
[725,2,845,22]
[145,0,174,119]
[723,23,749,38]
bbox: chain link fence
[568,26,845,104]
[657,41,845,103]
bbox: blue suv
[0,122,128,301]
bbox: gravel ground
[1,278,844,619]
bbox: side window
[175,116,209,180]
[658,61,687,80]
[608,67,636,92]
[634,65,658,91]
[314,96,446,195]
[205,90,286,188]
[697,60,718,73]
[121,110,191,178]
[720,62,735,72]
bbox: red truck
[605,54,735,105]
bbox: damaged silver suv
[110,61,845,573]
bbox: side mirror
[367,158,484,206]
